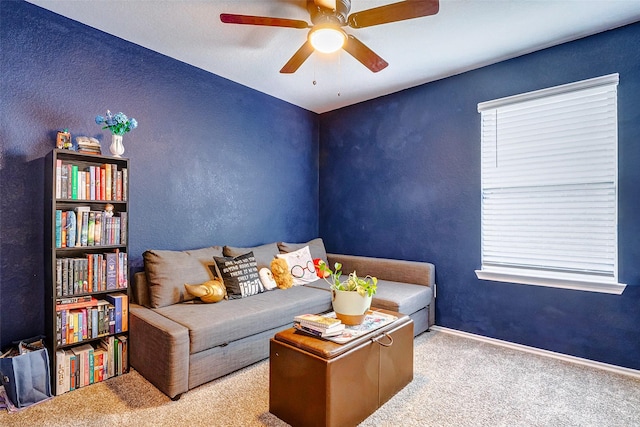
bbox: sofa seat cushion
[304,278,431,317]
[371,279,432,316]
[153,286,332,354]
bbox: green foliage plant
[320,262,378,297]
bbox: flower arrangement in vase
[320,262,377,325]
[95,110,138,157]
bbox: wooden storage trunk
[269,310,413,427]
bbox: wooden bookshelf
[45,149,130,395]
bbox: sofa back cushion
[278,238,328,263]
[223,242,280,270]
[144,246,223,308]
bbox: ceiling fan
[220,0,439,74]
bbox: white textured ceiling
[26,0,640,113]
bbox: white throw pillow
[276,246,317,286]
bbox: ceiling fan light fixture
[309,26,346,53]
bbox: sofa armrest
[129,304,190,399]
[131,271,151,307]
[326,253,435,288]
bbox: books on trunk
[293,313,345,337]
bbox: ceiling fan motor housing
[308,0,351,26]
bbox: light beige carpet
[1,330,639,426]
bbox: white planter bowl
[331,289,372,325]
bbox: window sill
[475,269,626,295]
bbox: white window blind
[476,74,625,294]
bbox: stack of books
[75,137,102,155]
[293,313,345,337]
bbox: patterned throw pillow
[212,252,264,299]
[276,246,318,286]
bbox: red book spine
[100,167,106,200]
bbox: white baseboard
[431,325,640,379]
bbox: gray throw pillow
[143,246,223,308]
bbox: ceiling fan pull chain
[312,52,317,85]
[337,52,341,97]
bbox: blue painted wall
[0,2,318,349]
[2,1,639,372]
[319,22,640,369]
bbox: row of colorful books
[293,313,345,337]
[55,208,127,248]
[54,334,128,395]
[55,251,127,297]
[55,293,128,346]
[56,160,127,201]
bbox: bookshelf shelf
[45,149,130,395]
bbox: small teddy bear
[270,258,293,289]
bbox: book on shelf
[55,159,62,199]
[293,322,345,337]
[105,293,128,333]
[74,206,90,246]
[71,165,79,199]
[105,252,118,290]
[293,313,342,329]
[56,297,98,311]
[66,210,76,247]
[55,349,70,395]
[93,347,107,383]
[58,295,93,305]
[55,210,62,248]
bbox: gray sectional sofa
[129,239,435,399]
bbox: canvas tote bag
[0,346,52,408]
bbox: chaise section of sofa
[129,239,436,399]
[327,254,435,335]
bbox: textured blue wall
[319,22,640,369]
[0,2,318,350]
[3,1,639,372]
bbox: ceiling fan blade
[348,0,439,29]
[280,41,315,73]
[343,35,388,73]
[220,13,309,29]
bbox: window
[476,74,625,294]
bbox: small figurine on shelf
[104,203,114,217]
[56,128,72,150]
